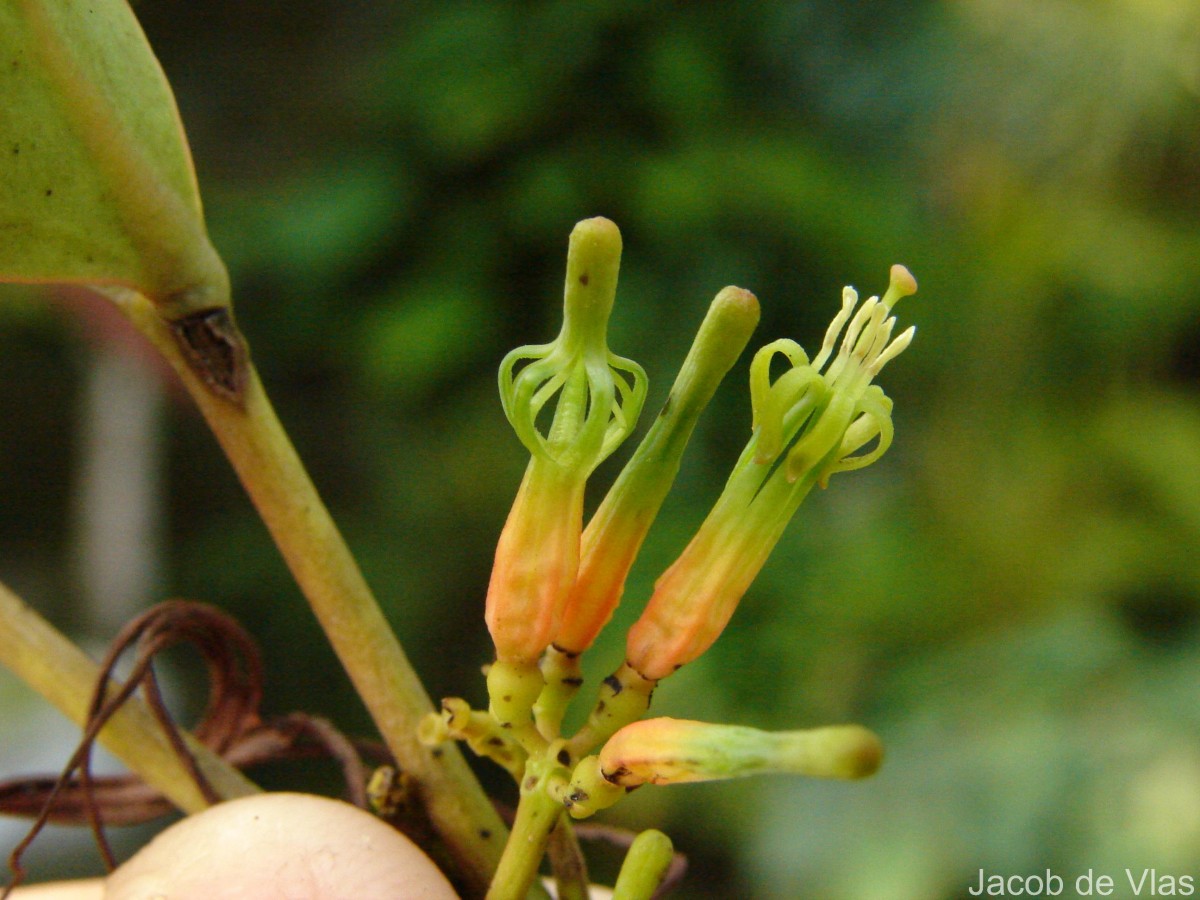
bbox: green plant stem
[0,578,260,810]
[611,830,674,900]
[487,788,562,900]
[118,292,507,897]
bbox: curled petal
[829,386,895,477]
[600,352,649,458]
[754,363,823,465]
[750,339,808,436]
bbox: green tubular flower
[624,266,917,681]
[485,218,647,705]
[596,718,883,786]
[554,286,760,656]
[563,719,882,818]
[535,286,758,741]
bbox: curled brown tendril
[1,600,376,895]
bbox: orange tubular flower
[564,717,883,818]
[625,266,917,681]
[555,285,761,656]
[485,218,647,734]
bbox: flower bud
[598,718,883,786]
[612,830,676,899]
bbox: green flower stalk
[624,266,917,681]
[418,697,526,781]
[486,217,647,738]
[564,661,658,760]
[564,718,883,818]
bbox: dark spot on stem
[487,737,504,747]
[557,748,572,766]
[43,188,52,197]
[168,307,249,404]
[479,829,492,840]
[431,747,444,758]
[563,676,584,687]
[579,273,589,286]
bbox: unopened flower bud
[612,830,676,899]
[598,718,883,786]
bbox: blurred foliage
[3,0,1200,897]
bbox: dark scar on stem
[168,307,249,405]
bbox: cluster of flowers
[424,215,914,832]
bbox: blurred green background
[4,1,1200,896]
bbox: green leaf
[0,0,227,313]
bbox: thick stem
[0,579,259,811]
[119,293,506,897]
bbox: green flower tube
[563,718,882,818]
[598,718,884,786]
[486,218,647,734]
[535,285,758,740]
[625,266,917,681]
[487,218,647,667]
[555,285,760,655]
